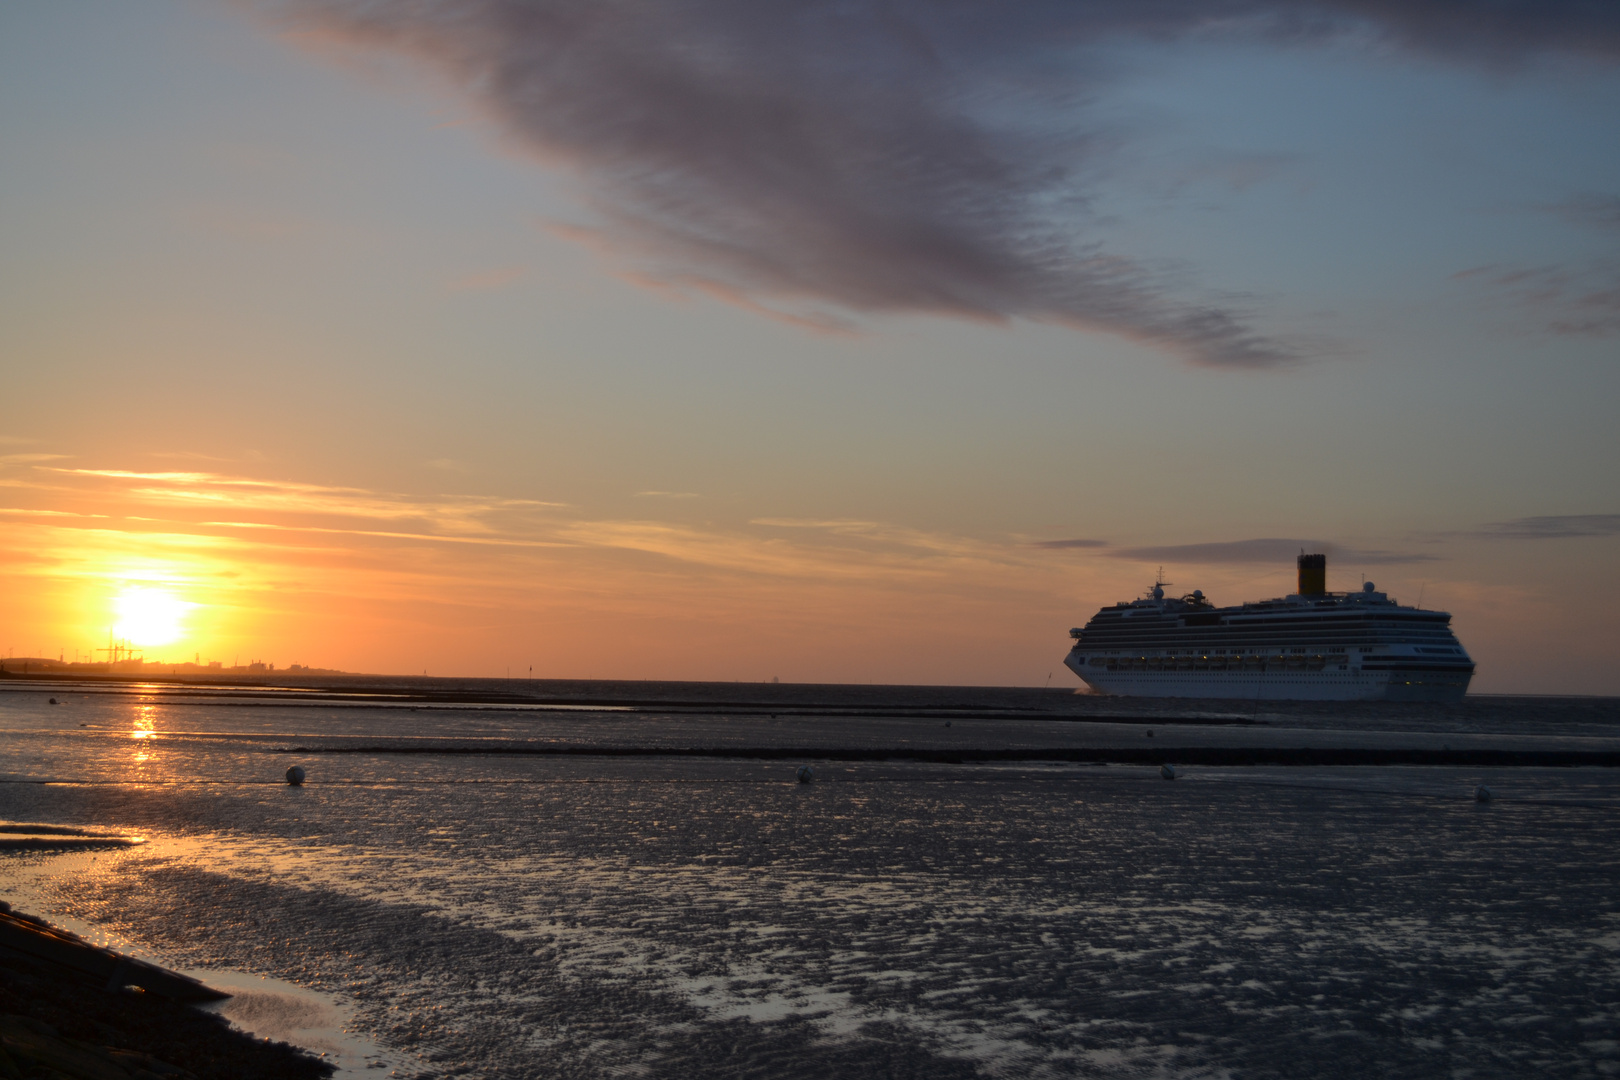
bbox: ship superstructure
[1064,553,1473,701]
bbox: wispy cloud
[0,475,74,492]
[258,0,1619,367]
[23,463,1045,586]
[146,451,248,463]
[31,465,1016,578]
[1453,262,1620,337]
[1475,514,1620,539]
[751,518,881,532]
[563,515,1045,581]
[1109,537,1440,565]
[39,466,566,534]
[201,520,571,547]
[1545,193,1620,231]
[749,518,992,558]
[0,507,108,519]
[50,468,250,483]
[1030,538,1108,550]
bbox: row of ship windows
[1083,629,1457,638]
[1079,638,1457,648]
[1088,657,1348,671]
[1091,647,1365,655]
[1096,673,1369,678]
[1100,616,1448,627]
[1080,646,1464,657]
[1093,674,1466,685]
[1081,628,1458,637]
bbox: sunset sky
[2,1,1618,692]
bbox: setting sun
[111,587,193,647]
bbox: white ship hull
[1064,656,1471,702]
[1064,556,1474,703]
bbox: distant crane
[96,631,142,666]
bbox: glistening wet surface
[2,679,1618,1078]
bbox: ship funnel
[1297,552,1326,596]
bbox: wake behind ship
[1064,553,1474,701]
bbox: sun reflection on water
[130,705,158,768]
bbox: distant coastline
[0,658,346,678]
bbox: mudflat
[3,678,1618,1078]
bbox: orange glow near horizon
[0,461,1614,692]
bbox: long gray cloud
[1453,261,1620,337]
[263,0,1620,366]
[1475,514,1620,539]
[1030,538,1108,550]
[1548,194,1620,231]
[1110,537,1439,564]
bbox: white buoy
[1160,763,1177,780]
[1475,784,1492,802]
[286,765,307,786]
[796,765,815,784]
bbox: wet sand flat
[2,680,1618,1078]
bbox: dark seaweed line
[0,676,1075,715]
[0,676,1264,722]
[48,699,1232,723]
[275,745,1620,767]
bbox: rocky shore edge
[0,902,332,1080]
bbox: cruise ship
[1064,554,1473,701]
